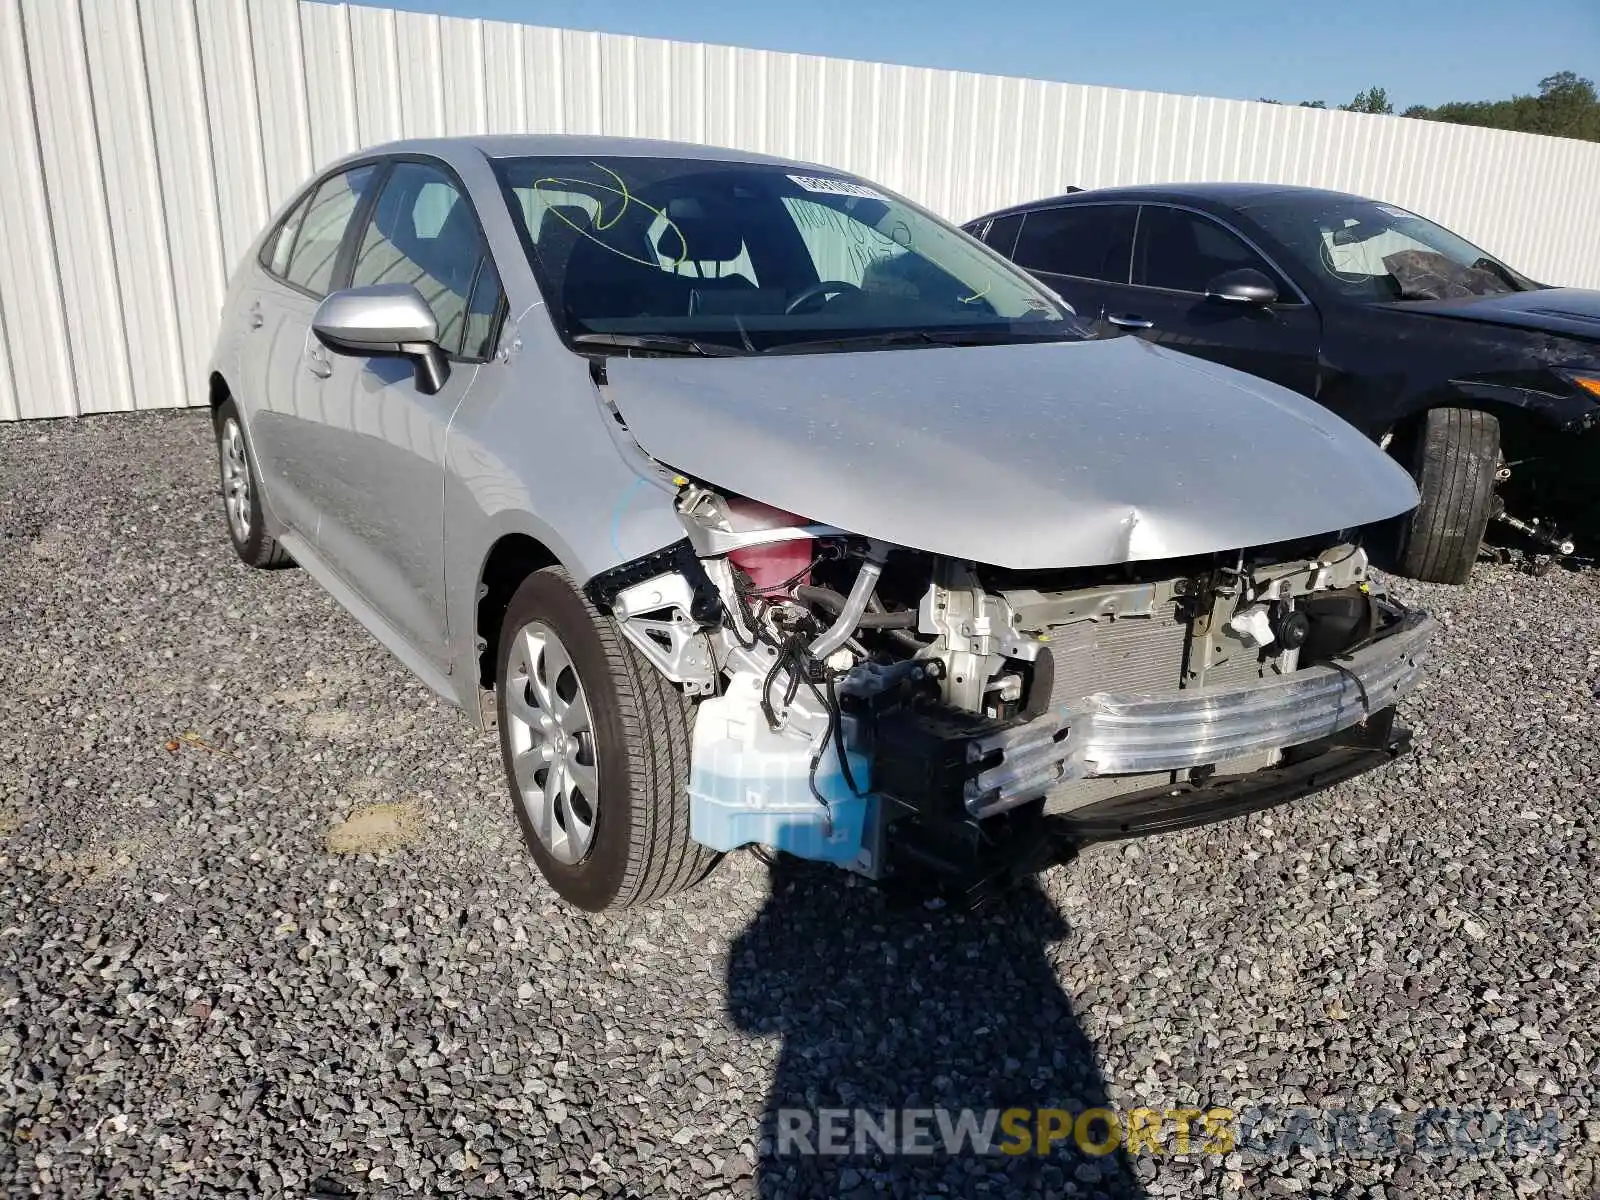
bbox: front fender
[1447,378,1600,434]
[440,308,687,706]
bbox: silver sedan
[209,136,1429,909]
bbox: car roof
[342,133,826,171]
[974,182,1366,222]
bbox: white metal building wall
[3,0,1599,421]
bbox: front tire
[495,566,717,910]
[1391,407,1499,585]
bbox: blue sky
[323,0,1599,111]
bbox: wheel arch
[1382,390,1555,472]
[475,532,561,689]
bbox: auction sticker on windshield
[788,174,886,200]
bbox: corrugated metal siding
[4,0,1600,420]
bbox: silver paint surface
[312,283,440,348]
[211,133,1420,713]
[607,336,1421,569]
[214,137,691,711]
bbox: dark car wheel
[495,566,718,910]
[1391,407,1499,585]
[213,397,293,568]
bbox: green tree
[1340,87,1394,114]
[1259,73,1599,142]
[1404,72,1599,142]
[1532,71,1600,139]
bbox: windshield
[493,155,1085,353]
[1243,196,1527,302]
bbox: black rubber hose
[793,585,919,629]
[886,629,929,653]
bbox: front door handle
[1107,313,1154,330]
[306,347,333,379]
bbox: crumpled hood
[606,336,1420,569]
[1394,287,1600,343]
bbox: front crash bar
[966,609,1437,816]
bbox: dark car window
[284,165,379,297]
[1011,205,1136,283]
[462,256,505,360]
[494,155,1080,355]
[1240,194,1525,301]
[1133,206,1287,296]
[979,213,1024,258]
[351,161,487,355]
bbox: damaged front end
[586,484,1436,892]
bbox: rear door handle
[246,302,264,331]
[1107,313,1154,330]
[306,346,333,379]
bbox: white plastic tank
[687,671,873,868]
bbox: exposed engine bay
[585,483,1437,892]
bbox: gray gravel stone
[2,412,1596,1198]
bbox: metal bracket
[611,573,717,694]
[919,565,1044,710]
[584,538,723,626]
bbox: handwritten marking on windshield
[590,162,631,231]
[532,163,689,270]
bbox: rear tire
[213,397,292,568]
[495,566,717,911]
[1391,407,1499,585]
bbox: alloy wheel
[220,417,252,541]
[503,620,600,864]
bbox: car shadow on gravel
[727,857,1144,1198]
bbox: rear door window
[283,164,379,297]
[261,193,311,278]
[978,213,1024,258]
[1012,205,1136,283]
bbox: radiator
[1040,604,1275,816]
[1047,609,1188,710]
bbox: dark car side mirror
[1205,267,1278,306]
[312,283,451,395]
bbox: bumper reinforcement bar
[966,610,1437,818]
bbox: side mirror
[1205,267,1278,306]
[312,283,450,394]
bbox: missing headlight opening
[581,483,1436,896]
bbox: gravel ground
[2,410,1598,1199]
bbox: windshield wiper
[762,327,1078,355]
[763,330,942,354]
[1471,257,1526,293]
[569,332,747,357]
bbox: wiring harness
[724,552,867,823]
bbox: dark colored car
[965,184,1600,582]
